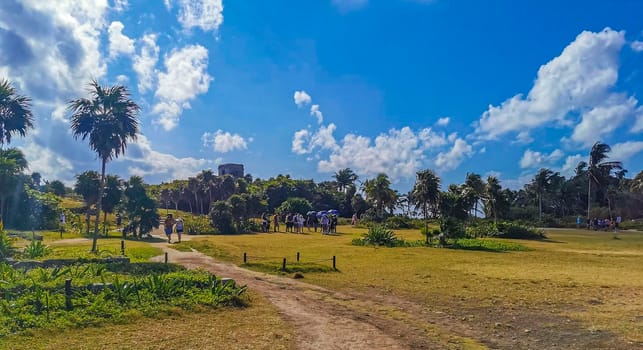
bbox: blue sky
[1,0,642,190]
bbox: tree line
[1,78,642,244]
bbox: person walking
[273,213,280,232]
[321,214,329,234]
[164,214,175,243]
[175,217,184,243]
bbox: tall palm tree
[411,169,441,244]
[362,173,396,218]
[484,176,501,226]
[187,177,201,214]
[0,79,34,146]
[531,168,555,224]
[68,80,140,252]
[333,168,358,193]
[0,148,28,222]
[587,142,622,221]
[464,173,485,219]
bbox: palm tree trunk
[539,193,542,224]
[103,210,108,236]
[193,193,198,214]
[424,203,429,245]
[587,176,591,224]
[0,196,5,225]
[93,158,106,253]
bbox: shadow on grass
[106,261,185,275]
[243,261,337,274]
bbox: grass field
[173,226,643,343]
[4,225,642,348]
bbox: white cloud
[168,0,224,33]
[632,40,643,52]
[310,104,324,124]
[294,90,312,107]
[112,0,128,12]
[202,130,248,153]
[570,94,637,147]
[560,154,584,177]
[632,107,643,133]
[515,131,534,144]
[132,33,159,93]
[153,44,212,130]
[292,129,310,154]
[436,117,450,126]
[474,28,641,144]
[434,138,473,171]
[22,140,74,184]
[107,21,134,57]
[308,126,449,180]
[608,141,643,163]
[116,74,129,84]
[519,149,564,169]
[122,135,210,180]
[0,0,108,100]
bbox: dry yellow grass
[174,226,643,343]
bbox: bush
[0,230,14,259]
[619,219,643,231]
[353,225,399,247]
[209,201,236,234]
[23,240,51,259]
[494,222,546,240]
[385,216,413,229]
[183,215,215,235]
[450,238,528,252]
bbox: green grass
[176,225,643,343]
[450,238,528,252]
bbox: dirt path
[147,234,639,350]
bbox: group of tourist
[163,213,184,243]
[261,211,346,234]
[577,215,622,231]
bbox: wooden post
[243,252,247,264]
[296,252,300,262]
[282,258,286,271]
[164,252,168,264]
[120,240,125,255]
[65,279,72,310]
[332,256,336,270]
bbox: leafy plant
[355,225,399,247]
[0,230,14,259]
[23,240,51,258]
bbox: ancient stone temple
[217,163,244,178]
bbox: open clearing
[4,226,643,349]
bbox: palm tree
[74,171,100,236]
[484,176,501,226]
[68,80,140,252]
[0,148,28,222]
[198,169,216,207]
[464,173,485,219]
[631,170,643,194]
[333,168,358,193]
[411,169,441,244]
[0,79,34,146]
[102,175,123,235]
[362,173,396,218]
[587,142,622,221]
[187,177,201,214]
[531,168,555,224]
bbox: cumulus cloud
[132,33,159,93]
[122,135,210,180]
[560,154,585,177]
[310,104,324,124]
[519,149,564,169]
[153,44,212,130]
[294,90,312,107]
[608,141,643,163]
[435,117,450,126]
[0,0,108,100]
[632,40,643,52]
[515,131,534,144]
[202,130,249,153]
[474,28,642,145]
[295,125,450,180]
[107,21,134,58]
[112,0,128,12]
[22,139,75,184]
[434,138,473,171]
[167,0,224,33]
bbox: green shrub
[494,222,545,240]
[385,216,412,229]
[23,240,51,259]
[465,222,500,238]
[183,215,214,234]
[0,231,14,259]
